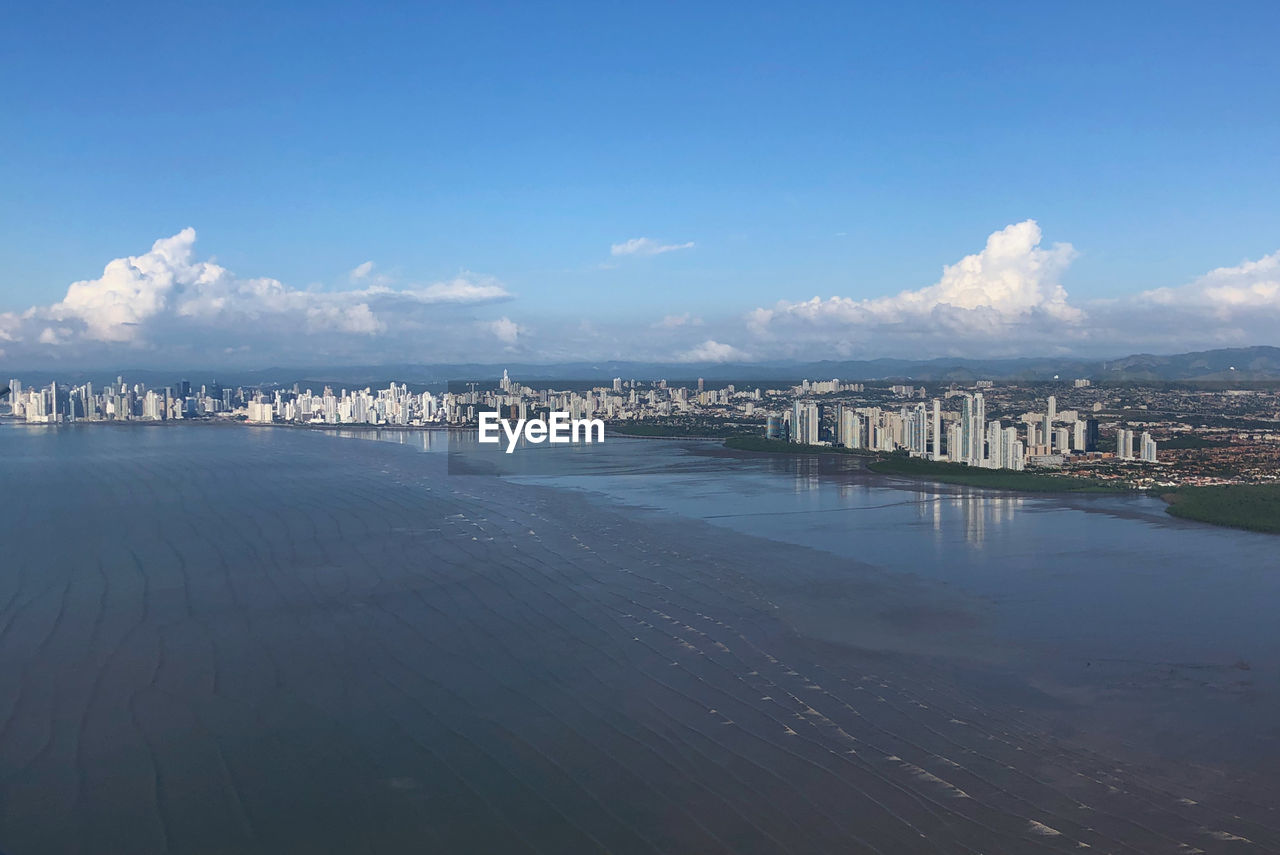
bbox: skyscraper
[1116,428,1133,460]
[931,399,941,460]
[985,420,1004,468]
[838,407,861,449]
[791,400,820,445]
[1085,418,1100,452]
[969,392,986,465]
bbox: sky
[3,0,1280,367]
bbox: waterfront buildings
[4,371,1165,478]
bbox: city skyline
[4,369,1172,480]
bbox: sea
[0,422,1276,854]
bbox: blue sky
[3,1,1280,366]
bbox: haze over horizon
[4,2,1280,368]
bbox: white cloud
[50,228,205,342]
[610,237,695,257]
[1142,250,1280,315]
[676,339,749,363]
[4,229,519,363]
[487,316,521,345]
[408,274,511,304]
[1062,248,1280,352]
[305,302,385,334]
[746,220,1083,356]
[9,222,1280,367]
[0,312,18,342]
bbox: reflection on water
[331,427,450,452]
[333,429,1280,702]
[791,457,821,494]
[926,494,1027,545]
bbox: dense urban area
[8,370,1280,493]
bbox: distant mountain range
[10,346,1280,388]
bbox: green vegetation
[723,436,877,456]
[1158,435,1231,450]
[868,455,1130,493]
[1164,484,1280,533]
[609,421,758,438]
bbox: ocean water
[1,423,1276,854]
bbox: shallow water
[1,423,1276,854]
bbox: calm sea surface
[1,423,1276,854]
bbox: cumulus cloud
[50,228,204,343]
[487,316,521,345]
[1142,251,1280,315]
[3,229,519,364]
[1069,249,1280,351]
[0,312,20,342]
[737,222,1280,359]
[746,220,1083,356]
[610,237,695,257]
[8,221,1280,368]
[676,339,749,363]
[478,316,517,345]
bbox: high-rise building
[1054,427,1070,454]
[1116,428,1133,460]
[791,400,820,445]
[930,399,941,459]
[1140,432,1158,463]
[908,403,929,456]
[985,420,1004,468]
[970,392,985,465]
[1001,426,1024,470]
[1085,418,1100,452]
[838,407,861,449]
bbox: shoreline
[1161,484,1280,534]
[714,435,1279,534]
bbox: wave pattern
[0,426,1275,854]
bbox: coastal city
[6,369,1279,490]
